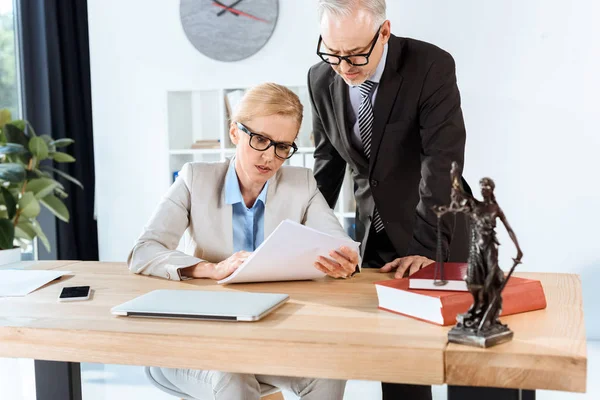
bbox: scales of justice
[432,162,523,348]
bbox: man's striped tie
[358,80,384,233]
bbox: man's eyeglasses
[236,122,298,160]
[316,25,382,66]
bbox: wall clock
[180,0,279,62]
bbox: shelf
[166,87,353,218]
[170,148,314,156]
[170,148,236,155]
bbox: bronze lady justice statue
[433,162,523,347]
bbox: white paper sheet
[218,219,360,284]
[0,270,71,297]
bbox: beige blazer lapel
[193,158,234,262]
[263,170,280,238]
[218,179,234,256]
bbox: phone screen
[59,286,90,298]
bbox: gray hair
[317,0,387,31]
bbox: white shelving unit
[167,147,317,156]
[166,86,356,237]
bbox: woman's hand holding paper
[182,251,252,280]
[314,246,359,279]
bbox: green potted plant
[0,108,82,264]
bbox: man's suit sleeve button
[370,179,379,187]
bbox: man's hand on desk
[182,251,252,280]
[314,246,359,279]
[379,255,434,279]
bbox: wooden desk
[0,262,587,400]
[446,272,587,397]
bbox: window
[0,0,33,260]
[0,0,20,117]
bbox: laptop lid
[110,289,289,322]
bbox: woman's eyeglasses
[236,122,298,160]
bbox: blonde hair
[231,83,303,130]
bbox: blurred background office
[0,0,598,399]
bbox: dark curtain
[18,0,98,261]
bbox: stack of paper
[218,220,360,284]
[0,270,70,297]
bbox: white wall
[89,1,600,338]
[88,0,320,260]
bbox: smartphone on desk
[58,286,91,302]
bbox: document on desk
[0,270,71,297]
[218,219,360,284]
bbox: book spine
[500,280,548,316]
[441,301,471,326]
[439,280,547,326]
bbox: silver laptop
[111,289,289,322]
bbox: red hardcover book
[375,275,547,326]
[409,262,469,291]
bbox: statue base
[448,323,513,348]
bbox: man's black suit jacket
[308,34,470,262]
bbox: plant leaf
[10,120,26,131]
[14,237,29,250]
[18,192,41,218]
[34,168,52,179]
[50,138,74,148]
[0,109,11,126]
[40,194,69,222]
[26,178,62,199]
[40,166,83,189]
[26,170,41,180]
[0,218,15,250]
[4,123,29,147]
[0,163,26,183]
[0,187,16,219]
[16,151,32,166]
[29,136,49,160]
[15,220,36,241]
[8,187,19,198]
[54,187,68,199]
[40,135,56,153]
[25,121,37,137]
[30,220,50,251]
[0,143,28,155]
[52,152,75,163]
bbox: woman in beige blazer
[128,83,359,400]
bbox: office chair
[144,366,283,400]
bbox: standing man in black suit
[308,2,469,398]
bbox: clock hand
[216,0,244,17]
[212,2,269,23]
[213,0,238,17]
